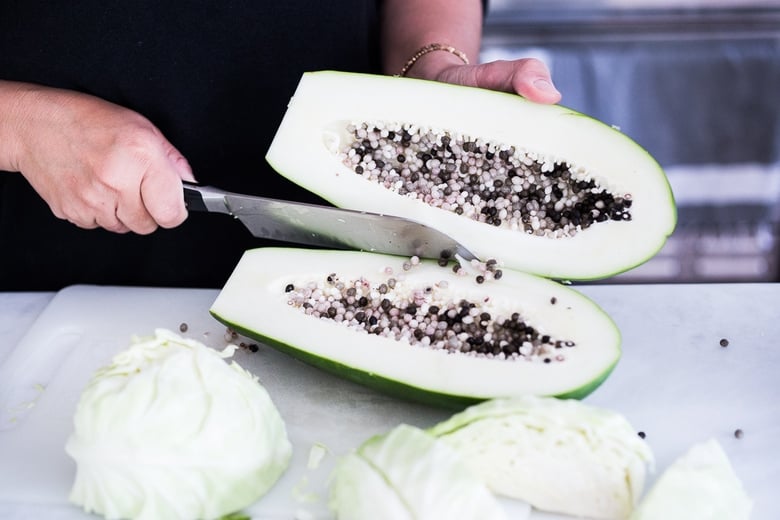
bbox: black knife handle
[183,181,208,212]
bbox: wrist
[399,44,471,81]
[0,80,32,172]
[0,82,51,173]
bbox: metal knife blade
[183,182,476,260]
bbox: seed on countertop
[238,342,260,353]
[179,322,188,333]
[734,428,744,439]
[720,338,730,347]
[638,431,646,439]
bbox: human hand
[434,58,562,104]
[404,52,561,105]
[4,83,194,234]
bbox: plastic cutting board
[0,283,777,519]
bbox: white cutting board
[0,283,778,519]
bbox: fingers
[48,127,194,235]
[139,148,192,231]
[441,58,562,104]
[55,199,129,233]
[94,202,131,234]
[508,58,562,104]
[113,137,193,235]
[12,87,195,236]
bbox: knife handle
[182,181,230,214]
[183,182,208,212]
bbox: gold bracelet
[398,43,470,77]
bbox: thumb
[169,150,195,183]
[159,135,195,182]
[510,58,561,104]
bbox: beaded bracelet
[398,43,470,77]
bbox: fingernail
[533,78,559,94]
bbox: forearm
[381,0,483,79]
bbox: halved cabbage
[428,396,653,520]
[65,329,291,520]
[630,439,752,520]
[329,424,508,520]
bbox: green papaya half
[209,248,620,408]
[266,71,676,280]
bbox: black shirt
[0,1,380,290]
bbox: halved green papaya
[266,71,676,280]
[209,248,621,408]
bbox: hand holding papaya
[433,57,562,105]
[381,0,561,105]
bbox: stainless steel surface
[185,183,476,261]
[483,2,780,282]
[484,1,780,44]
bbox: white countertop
[0,292,53,365]
[0,283,778,519]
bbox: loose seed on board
[734,428,744,439]
[720,338,730,347]
[224,328,238,342]
[239,342,260,353]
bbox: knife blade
[183,182,477,261]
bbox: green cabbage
[65,329,291,520]
[428,396,654,520]
[329,424,509,520]
[630,439,752,519]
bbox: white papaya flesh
[209,248,621,407]
[266,71,676,280]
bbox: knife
[183,182,477,261]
